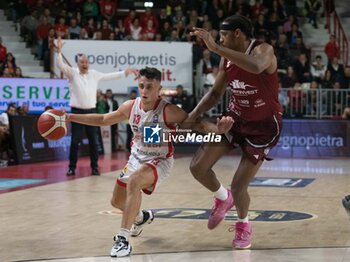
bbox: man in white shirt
[56,37,137,176]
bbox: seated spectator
[200,49,220,75]
[54,17,69,39]
[286,23,302,45]
[0,37,7,62]
[327,57,345,83]
[14,67,24,78]
[68,17,81,40]
[84,17,97,39]
[0,103,17,128]
[342,107,350,119]
[324,34,340,63]
[170,85,191,113]
[20,9,39,46]
[342,66,350,89]
[309,55,326,83]
[17,103,29,116]
[294,53,312,83]
[4,52,17,75]
[140,7,159,30]
[306,80,320,115]
[83,0,99,20]
[36,16,51,60]
[99,19,113,40]
[129,18,142,41]
[141,20,157,41]
[99,0,116,23]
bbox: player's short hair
[139,67,161,81]
[220,15,253,38]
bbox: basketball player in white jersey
[65,67,233,257]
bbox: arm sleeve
[56,52,74,79]
[97,70,126,82]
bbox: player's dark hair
[139,67,161,81]
[220,15,253,38]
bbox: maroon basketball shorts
[225,113,283,164]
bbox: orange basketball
[37,109,67,140]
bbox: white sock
[117,228,130,241]
[214,185,228,201]
[237,216,249,223]
[134,210,144,224]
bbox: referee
[56,37,137,176]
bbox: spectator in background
[42,27,56,71]
[130,18,142,41]
[324,34,340,63]
[304,0,321,28]
[140,7,159,30]
[54,17,69,39]
[14,67,24,78]
[106,89,119,152]
[96,89,110,114]
[99,19,113,40]
[123,9,137,35]
[83,0,99,21]
[17,103,29,116]
[68,17,81,40]
[20,9,39,46]
[327,57,345,83]
[36,16,51,60]
[294,53,311,83]
[342,66,350,89]
[286,23,302,45]
[0,103,17,128]
[126,90,137,152]
[100,0,116,24]
[84,17,97,39]
[4,52,17,75]
[201,49,220,75]
[0,37,7,62]
[170,85,191,112]
[310,55,327,83]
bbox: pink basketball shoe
[207,189,234,230]
[232,221,252,249]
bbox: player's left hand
[190,27,218,53]
[216,116,234,134]
[124,67,139,78]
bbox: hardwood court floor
[0,153,349,262]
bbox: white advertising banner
[53,40,193,94]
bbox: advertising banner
[53,40,193,94]
[270,119,350,158]
[0,78,70,114]
[9,115,103,164]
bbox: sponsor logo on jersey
[229,80,255,90]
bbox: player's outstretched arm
[166,104,233,134]
[66,100,133,126]
[191,27,276,74]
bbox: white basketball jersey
[128,97,174,162]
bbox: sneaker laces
[228,224,250,241]
[210,198,222,216]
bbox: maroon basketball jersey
[224,40,282,121]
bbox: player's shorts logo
[143,124,161,144]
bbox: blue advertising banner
[0,77,70,114]
[270,119,350,158]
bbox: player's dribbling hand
[216,116,234,134]
[190,27,218,53]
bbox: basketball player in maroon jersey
[189,15,283,249]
